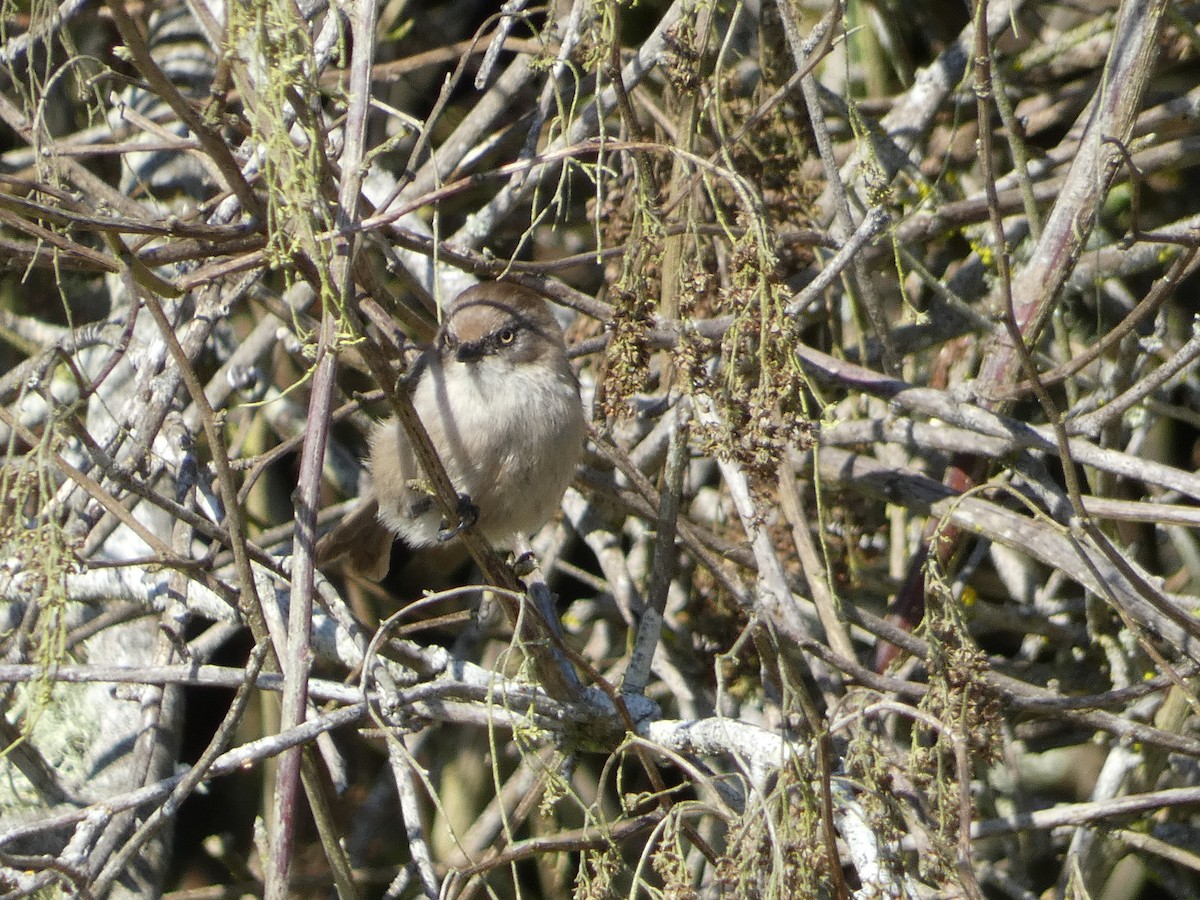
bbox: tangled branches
[4,0,1200,897]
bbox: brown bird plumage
[317,282,585,581]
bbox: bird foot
[511,550,537,578]
[437,493,479,542]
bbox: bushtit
[317,281,586,581]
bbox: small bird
[317,281,586,581]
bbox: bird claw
[511,550,537,578]
[437,493,479,542]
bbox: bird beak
[455,341,486,363]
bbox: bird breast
[373,352,584,548]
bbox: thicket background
[3,0,1200,897]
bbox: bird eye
[497,327,517,345]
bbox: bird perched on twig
[317,281,586,581]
